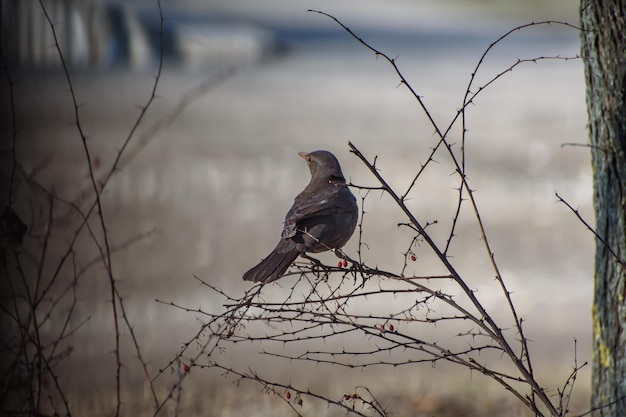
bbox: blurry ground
[1,0,592,415]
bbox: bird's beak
[298,152,308,160]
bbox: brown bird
[243,150,358,283]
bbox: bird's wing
[281,187,356,239]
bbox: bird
[243,150,358,283]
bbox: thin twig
[556,191,625,266]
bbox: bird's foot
[301,253,323,267]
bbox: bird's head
[299,150,346,184]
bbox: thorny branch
[1,0,231,416]
[172,10,591,417]
[1,3,600,417]
[556,192,625,267]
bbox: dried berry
[286,391,291,400]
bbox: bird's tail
[243,240,300,283]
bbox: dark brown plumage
[243,150,358,283]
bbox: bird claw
[301,253,323,267]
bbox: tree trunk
[580,1,626,416]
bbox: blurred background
[1,0,591,415]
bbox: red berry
[338,260,343,268]
[183,364,190,373]
[410,254,416,262]
[352,393,358,399]
[388,324,394,331]
[342,259,348,267]
[286,391,291,400]
[344,395,351,400]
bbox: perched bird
[243,150,358,283]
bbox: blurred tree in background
[580,1,626,416]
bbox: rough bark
[580,1,626,416]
